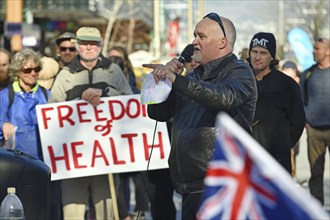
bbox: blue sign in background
[288,28,315,71]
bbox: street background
[1,1,329,218]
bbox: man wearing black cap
[248,32,305,174]
[55,32,77,69]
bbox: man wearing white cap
[49,27,133,220]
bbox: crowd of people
[0,11,329,220]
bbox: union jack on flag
[197,113,329,220]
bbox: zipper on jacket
[176,129,184,180]
[88,69,93,86]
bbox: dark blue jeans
[143,169,176,220]
[181,192,202,220]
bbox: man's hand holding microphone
[142,44,194,84]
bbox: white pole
[199,0,205,20]
[154,0,160,59]
[279,0,285,56]
[187,0,193,43]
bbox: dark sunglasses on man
[22,66,42,74]
[59,47,76,52]
[203,12,226,37]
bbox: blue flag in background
[288,28,315,72]
[197,113,329,220]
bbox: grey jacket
[147,53,257,194]
[49,55,132,103]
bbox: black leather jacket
[147,54,257,194]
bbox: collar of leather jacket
[198,53,237,80]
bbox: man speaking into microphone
[143,13,257,219]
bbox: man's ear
[326,49,330,56]
[219,38,227,49]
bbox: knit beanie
[249,32,276,59]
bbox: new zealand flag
[197,113,329,220]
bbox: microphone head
[179,44,195,63]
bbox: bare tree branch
[102,0,123,56]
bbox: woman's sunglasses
[22,66,41,74]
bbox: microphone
[178,44,195,63]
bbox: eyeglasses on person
[59,47,76,52]
[22,66,41,74]
[203,12,226,37]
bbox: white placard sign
[36,94,170,181]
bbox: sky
[203,0,329,61]
[205,0,277,22]
[205,1,280,54]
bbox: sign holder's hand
[81,88,102,106]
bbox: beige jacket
[38,56,59,89]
